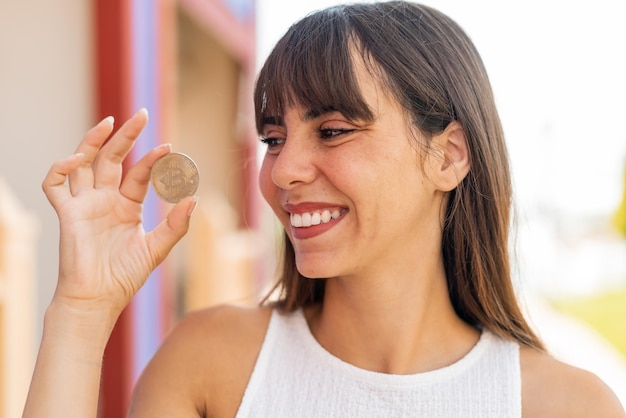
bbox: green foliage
[551,289,626,358]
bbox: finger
[119,143,172,203]
[69,116,115,195]
[42,153,85,208]
[145,196,198,266]
[94,108,149,188]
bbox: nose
[270,135,317,190]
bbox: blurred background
[0,0,624,416]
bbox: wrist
[43,298,122,350]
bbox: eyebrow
[262,106,339,127]
[262,116,283,126]
[303,106,337,121]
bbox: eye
[259,136,285,154]
[318,128,355,139]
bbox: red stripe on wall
[94,0,134,416]
[95,0,132,122]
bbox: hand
[42,109,197,316]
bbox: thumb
[146,196,198,265]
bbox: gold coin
[150,152,199,203]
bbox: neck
[305,260,479,375]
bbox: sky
[255,0,626,296]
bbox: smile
[290,209,342,228]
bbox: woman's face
[258,60,446,280]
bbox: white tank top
[236,309,521,417]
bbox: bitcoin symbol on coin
[150,152,199,203]
[159,162,185,191]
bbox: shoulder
[129,304,273,417]
[520,347,625,418]
[175,303,274,350]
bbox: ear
[428,121,470,192]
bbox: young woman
[24,2,624,417]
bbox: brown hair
[254,1,544,351]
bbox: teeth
[290,209,342,228]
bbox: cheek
[258,156,277,206]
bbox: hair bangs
[254,7,374,131]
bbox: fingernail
[156,143,172,151]
[71,152,85,160]
[187,196,199,216]
[101,116,114,126]
[138,108,149,118]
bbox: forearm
[23,301,119,418]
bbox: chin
[296,266,330,280]
[295,257,338,280]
